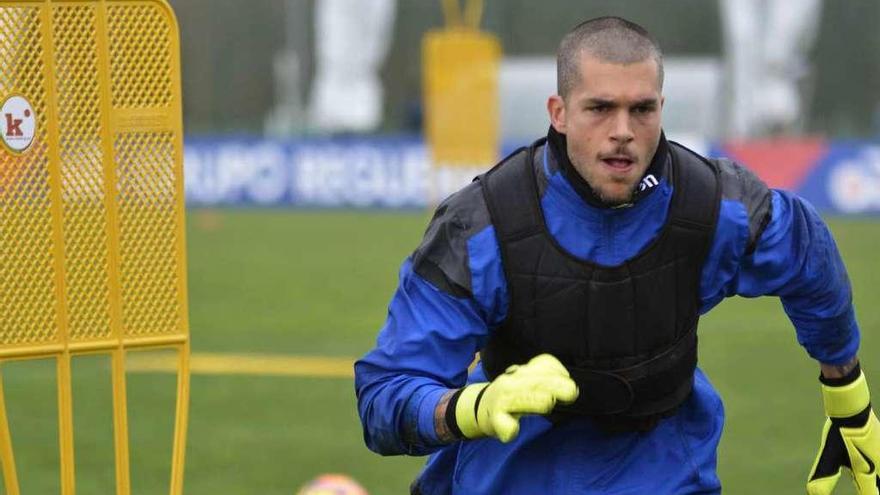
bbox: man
[355,16,879,494]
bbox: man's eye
[633,106,653,114]
[589,106,610,113]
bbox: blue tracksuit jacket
[354,135,859,494]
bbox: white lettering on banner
[184,145,226,204]
[293,144,429,207]
[292,148,320,204]
[210,144,258,203]
[393,148,431,207]
[350,146,388,208]
[295,147,357,206]
[829,147,880,214]
[184,141,290,205]
[245,144,287,204]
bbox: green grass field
[1,209,878,494]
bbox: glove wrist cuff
[454,383,489,439]
[820,362,861,387]
[822,369,870,418]
[444,389,466,439]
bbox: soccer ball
[296,473,369,495]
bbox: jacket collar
[546,126,669,209]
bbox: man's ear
[547,95,566,134]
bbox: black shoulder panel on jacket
[713,158,773,254]
[411,180,492,297]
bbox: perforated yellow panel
[54,4,113,343]
[0,0,187,355]
[0,6,58,347]
[0,2,189,494]
[107,4,173,108]
[116,131,181,338]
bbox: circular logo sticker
[1,95,36,153]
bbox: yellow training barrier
[422,0,501,168]
[0,1,189,494]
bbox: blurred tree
[170,0,289,134]
[808,0,880,137]
[168,0,879,138]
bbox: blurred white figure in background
[266,0,310,137]
[309,0,397,134]
[720,0,822,138]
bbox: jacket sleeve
[700,159,859,365]
[354,260,490,455]
[354,183,506,455]
[736,189,859,364]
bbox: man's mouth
[601,156,635,170]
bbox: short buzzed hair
[557,16,664,99]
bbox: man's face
[548,52,663,206]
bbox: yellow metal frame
[423,0,500,167]
[441,0,483,30]
[0,1,189,494]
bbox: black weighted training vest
[478,138,721,430]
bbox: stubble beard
[594,185,635,207]
[578,162,637,207]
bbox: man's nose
[610,111,635,143]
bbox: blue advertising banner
[801,143,880,214]
[184,136,431,208]
[184,136,880,214]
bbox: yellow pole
[463,0,483,29]
[57,353,77,495]
[0,367,21,495]
[94,0,132,492]
[167,3,190,492]
[442,0,483,29]
[41,1,77,492]
[169,342,191,495]
[441,0,462,28]
[111,350,131,495]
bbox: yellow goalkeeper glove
[808,364,880,495]
[447,354,578,443]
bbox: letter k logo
[2,96,36,152]
[5,113,23,137]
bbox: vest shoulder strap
[667,142,722,231]
[478,140,544,242]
